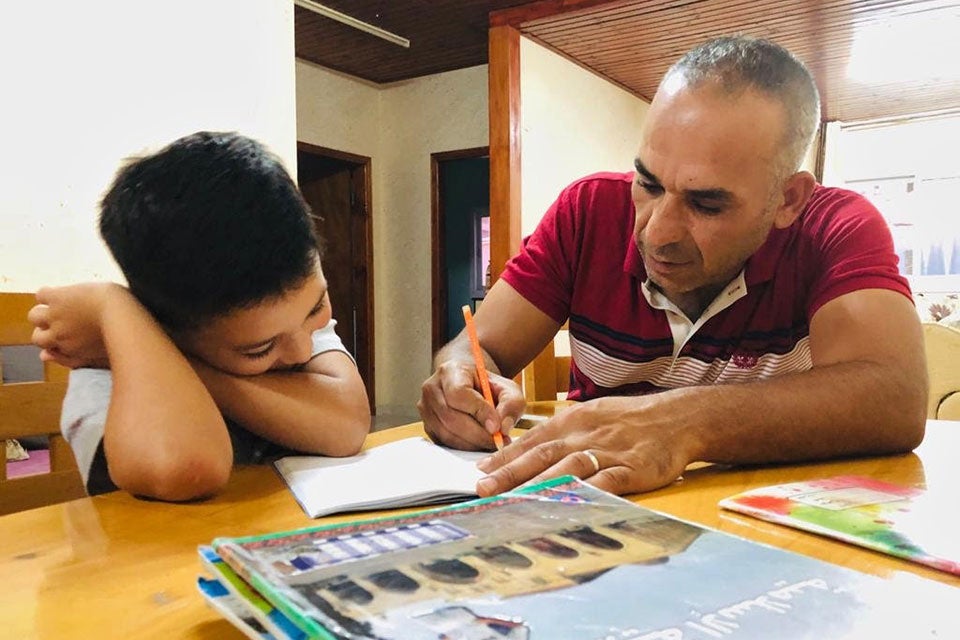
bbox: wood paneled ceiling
[294,1,532,83]
[516,0,959,122]
[295,0,959,123]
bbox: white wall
[296,62,488,413]
[377,66,489,413]
[519,37,649,359]
[296,61,380,159]
[0,0,296,291]
[520,37,650,236]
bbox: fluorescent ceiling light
[294,0,410,48]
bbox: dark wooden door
[297,145,374,409]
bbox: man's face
[177,266,333,376]
[632,81,792,312]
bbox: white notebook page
[274,437,488,518]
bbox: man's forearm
[434,334,504,375]
[664,360,926,465]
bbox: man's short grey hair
[663,35,821,178]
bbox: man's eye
[691,201,723,215]
[639,181,663,195]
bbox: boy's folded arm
[194,350,371,457]
[97,289,234,501]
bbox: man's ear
[773,170,816,229]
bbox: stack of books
[197,474,960,639]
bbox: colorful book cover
[204,476,960,640]
[719,474,960,576]
[198,545,307,640]
[198,576,278,640]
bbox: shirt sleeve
[60,368,113,494]
[805,188,912,320]
[500,183,585,324]
[310,319,354,363]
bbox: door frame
[297,141,375,409]
[430,147,490,354]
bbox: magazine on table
[719,474,960,575]
[198,476,960,639]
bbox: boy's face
[177,267,333,376]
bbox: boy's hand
[28,283,128,369]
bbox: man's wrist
[662,385,720,463]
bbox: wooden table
[2,409,957,638]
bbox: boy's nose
[279,329,313,367]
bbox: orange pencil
[461,304,504,451]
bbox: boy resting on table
[28,131,371,501]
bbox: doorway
[431,148,490,353]
[297,142,375,409]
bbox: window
[822,112,960,298]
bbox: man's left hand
[474,395,693,497]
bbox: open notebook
[274,437,487,518]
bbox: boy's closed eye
[307,296,326,318]
[242,344,275,359]
[237,294,328,360]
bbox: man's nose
[641,195,688,248]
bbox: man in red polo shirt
[418,36,927,497]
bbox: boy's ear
[773,171,816,229]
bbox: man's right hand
[418,359,526,451]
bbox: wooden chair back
[523,333,572,402]
[1,293,85,515]
[922,322,960,421]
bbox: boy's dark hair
[99,131,321,330]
